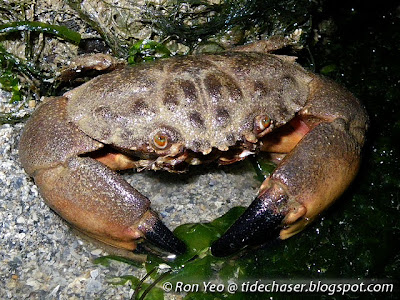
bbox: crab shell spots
[253,80,271,98]
[204,73,243,104]
[163,91,179,111]
[189,111,205,129]
[215,107,231,128]
[181,80,198,104]
[65,52,312,153]
[130,99,155,117]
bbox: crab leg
[19,97,185,254]
[211,76,368,256]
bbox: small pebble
[16,216,25,224]
[90,249,103,256]
[90,269,99,279]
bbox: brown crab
[19,38,368,257]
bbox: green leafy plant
[128,40,172,65]
[0,21,81,44]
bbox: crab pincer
[211,186,288,257]
[19,96,185,255]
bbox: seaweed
[0,21,81,44]
[66,0,132,57]
[148,0,312,46]
[0,20,81,124]
[128,40,172,65]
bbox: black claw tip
[144,219,187,255]
[211,196,286,257]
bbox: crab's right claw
[18,96,186,257]
[31,155,187,256]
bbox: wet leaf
[0,21,81,44]
[208,206,246,234]
[108,275,141,286]
[93,255,143,268]
[128,40,172,64]
[174,223,217,256]
[165,255,215,284]
[134,284,164,300]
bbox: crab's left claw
[212,76,368,257]
[211,188,288,257]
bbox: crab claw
[18,96,186,257]
[138,211,187,255]
[211,186,288,257]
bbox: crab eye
[259,116,271,130]
[153,132,169,149]
[254,115,272,134]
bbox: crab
[19,38,368,257]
